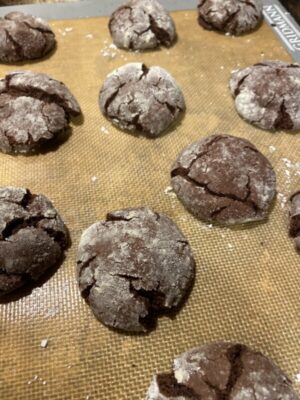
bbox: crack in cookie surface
[0,187,68,296]
[197,0,263,35]
[0,71,81,153]
[77,207,195,332]
[230,61,300,130]
[109,0,176,50]
[147,343,299,400]
[99,63,185,137]
[171,134,276,225]
[0,12,56,62]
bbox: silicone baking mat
[0,10,300,400]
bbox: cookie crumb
[42,381,47,385]
[91,176,97,183]
[296,373,300,383]
[65,27,73,32]
[40,339,48,348]
[86,34,93,39]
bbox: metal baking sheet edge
[0,0,300,63]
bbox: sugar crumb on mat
[27,375,39,385]
[100,43,118,59]
[40,339,48,348]
[164,186,176,197]
[45,307,59,318]
[278,193,288,209]
[100,126,109,134]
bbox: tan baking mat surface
[0,10,300,400]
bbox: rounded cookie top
[230,60,300,131]
[109,0,176,50]
[0,12,56,63]
[198,0,263,35]
[0,70,81,154]
[77,207,195,333]
[147,342,299,400]
[0,187,68,296]
[99,62,185,137]
[171,134,276,225]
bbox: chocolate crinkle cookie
[0,70,81,154]
[109,0,176,50]
[230,60,300,131]
[289,191,300,250]
[0,187,68,296]
[146,342,299,400]
[77,207,195,333]
[99,63,185,137]
[171,134,276,225]
[198,0,263,35]
[0,12,56,63]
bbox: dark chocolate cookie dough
[289,191,300,250]
[230,61,300,131]
[0,70,81,154]
[99,63,185,137]
[198,0,263,35]
[0,12,56,63]
[109,0,176,50]
[147,342,299,400]
[77,207,195,333]
[171,134,276,225]
[0,187,68,296]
